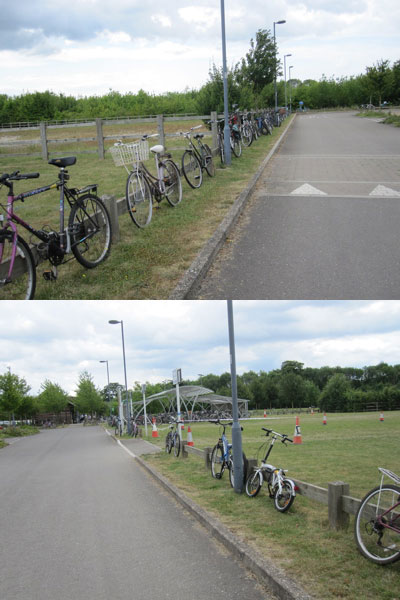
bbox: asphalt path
[195,112,400,299]
[0,426,273,600]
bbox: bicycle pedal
[43,268,57,281]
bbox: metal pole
[120,321,131,434]
[227,300,243,493]
[176,380,182,441]
[273,20,286,115]
[117,387,124,434]
[284,54,292,110]
[220,0,231,165]
[289,66,293,113]
[142,384,148,437]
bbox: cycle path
[191,112,400,299]
[0,425,280,600]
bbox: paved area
[193,112,400,299]
[0,426,276,600]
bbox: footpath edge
[169,115,297,299]
[110,431,312,600]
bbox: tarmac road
[195,112,400,299]
[0,426,274,600]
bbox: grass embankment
[357,110,400,126]
[0,424,40,447]
[0,118,292,299]
[141,412,400,600]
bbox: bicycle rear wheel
[164,160,182,207]
[231,136,242,158]
[229,451,247,489]
[173,433,181,457]
[0,232,36,300]
[126,171,153,228]
[69,194,112,268]
[182,150,203,189]
[165,432,173,453]
[355,485,400,564]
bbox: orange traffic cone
[323,412,327,425]
[151,417,159,438]
[181,420,185,431]
[187,425,194,446]
[264,409,267,418]
[293,416,302,444]
[380,412,384,422]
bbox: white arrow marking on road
[369,185,400,197]
[291,183,327,196]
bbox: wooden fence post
[40,122,48,160]
[96,118,105,159]
[181,440,188,458]
[210,111,218,152]
[328,481,350,530]
[157,114,165,149]
[102,195,120,243]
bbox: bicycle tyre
[354,484,400,564]
[165,432,173,453]
[218,137,225,165]
[0,232,36,300]
[126,171,152,228]
[164,160,182,207]
[211,444,224,479]
[231,136,242,158]
[173,432,181,457]
[274,479,295,512]
[241,124,253,147]
[182,150,203,189]
[202,144,216,177]
[229,451,247,489]
[69,194,112,268]
[245,470,263,497]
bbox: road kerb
[169,115,297,300]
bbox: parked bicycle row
[0,108,285,299]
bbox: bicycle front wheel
[355,485,400,564]
[211,444,224,479]
[231,136,242,158]
[182,150,203,189]
[165,432,173,453]
[164,160,182,207]
[173,433,181,457]
[245,470,263,497]
[274,479,295,513]
[69,194,112,268]
[0,232,36,300]
[126,171,152,228]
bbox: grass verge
[357,110,400,126]
[0,118,292,299]
[140,412,400,600]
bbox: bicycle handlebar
[262,427,293,443]
[0,171,40,183]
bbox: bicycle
[209,419,247,488]
[354,468,400,564]
[111,136,182,229]
[179,125,215,188]
[245,428,296,512]
[0,157,112,300]
[114,417,123,437]
[165,418,183,457]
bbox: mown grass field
[0,118,292,299]
[141,411,400,600]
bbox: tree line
[0,29,398,125]
[1,360,400,423]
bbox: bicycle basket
[110,140,149,167]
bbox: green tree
[0,370,30,421]
[39,380,69,415]
[75,371,104,417]
[365,60,392,105]
[239,29,278,95]
[320,374,351,412]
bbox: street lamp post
[289,65,294,112]
[284,54,292,110]
[220,0,232,166]
[109,319,131,434]
[227,300,243,494]
[273,20,286,115]
[99,360,110,414]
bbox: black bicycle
[209,419,247,489]
[179,125,215,188]
[165,418,183,457]
[0,157,112,299]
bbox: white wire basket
[110,139,149,168]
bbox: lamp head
[109,320,120,325]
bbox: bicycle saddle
[194,134,204,139]
[48,157,77,168]
[150,145,164,154]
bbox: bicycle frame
[376,469,400,534]
[255,429,295,495]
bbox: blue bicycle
[209,419,247,488]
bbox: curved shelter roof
[131,385,249,419]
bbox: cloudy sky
[2,300,400,396]
[1,0,398,98]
